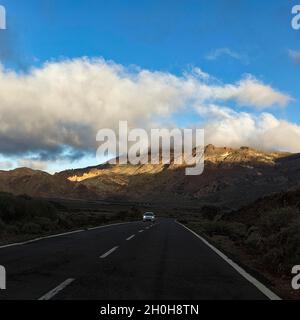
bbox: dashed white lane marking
[126,235,135,241]
[175,220,281,301]
[138,230,144,233]
[100,246,119,258]
[38,278,75,300]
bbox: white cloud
[206,48,249,64]
[17,159,48,171]
[199,105,300,153]
[0,58,294,162]
[189,67,211,80]
[0,161,13,170]
[288,49,300,63]
[210,77,291,109]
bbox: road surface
[0,218,277,300]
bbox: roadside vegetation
[178,202,300,299]
[0,192,141,244]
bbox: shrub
[127,206,141,220]
[201,220,247,240]
[4,224,19,235]
[258,222,300,273]
[0,193,57,223]
[58,214,71,228]
[21,222,42,235]
[242,208,300,273]
[0,217,6,236]
[200,205,221,221]
[245,230,263,250]
[0,217,5,228]
[258,207,298,236]
[33,217,54,231]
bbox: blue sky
[0,0,299,172]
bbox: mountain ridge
[0,145,298,209]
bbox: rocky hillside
[0,145,299,208]
[0,167,97,199]
[58,145,297,208]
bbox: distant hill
[1,145,299,208]
[0,167,97,199]
[57,145,299,208]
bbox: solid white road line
[38,278,75,300]
[87,221,135,231]
[0,230,85,250]
[175,221,281,300]
[126,235,135,241]
[0,221,139,250]
[100,246,119,258]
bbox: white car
[143,212,156,222]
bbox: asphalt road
[0,218,276,300]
